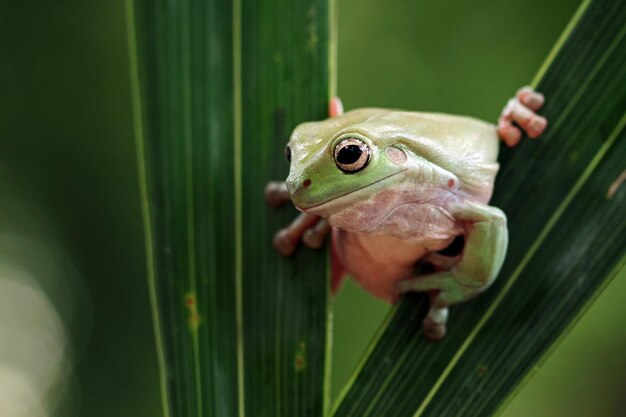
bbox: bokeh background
[1,0,624,416]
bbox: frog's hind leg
[397,201,508,340]
[424,286,488,340]
[396,274,460,340]
[421,252,460,271]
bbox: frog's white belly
[331,200,464,302]
[333,229,456,303]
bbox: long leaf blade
[239,1,333,415]
[331,0,626,415]
[128,1,239,415]
[127,0,334,415]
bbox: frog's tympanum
[266,87,547,340]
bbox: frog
[265,87,547,340]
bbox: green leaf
[126,0,335,416]
[330,0,626,416]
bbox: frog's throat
[296,169,407,213]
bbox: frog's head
[285,109,411,217]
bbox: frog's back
[296,108,500,203]
[360,109,499,201]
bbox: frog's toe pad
[329,96,344,117]
[273,230,297,257]
[423,318,447,341]
[517,86,544,110]
[303,229,324,249]
[527,115,547,138]
[497,86,548,146]
[265,181,290,208]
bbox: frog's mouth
[296,169,407,213]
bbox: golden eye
[334,138,370,173]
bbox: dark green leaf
[126,0,335,415]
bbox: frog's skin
[265,87,546,340]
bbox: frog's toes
[422,305,449,341]
[497,122,522,147]
[273,229,298,257]
[302,218,331,249]
[517,86,544,110]
[272,213,322,256]
[396,279,419,293]
[396,274,454,293]
[422,252,460,271]
[497,86,548,146]
[423,317,447,341]
[265,181,291,208]
[329,96,344,117]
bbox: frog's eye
[334,138,370,173]
[284,145,291,163]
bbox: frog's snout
[286,174,301,194]
[286,174,315,210]
[286,176,312,195]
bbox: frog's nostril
[303,179,312,188]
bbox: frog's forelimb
[266,193,332,256]
[396,201,507,340]
[277,213,331,253]
[266,96,344,256]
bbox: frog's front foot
[266,96,344,256]
[497,86,547,147]
[265,181,332,256]
[272,213,331,256]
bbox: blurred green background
[0,0,624,416]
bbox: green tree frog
[266,87,547,340]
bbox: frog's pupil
[337,145,362,164]
[285,146,291,162]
